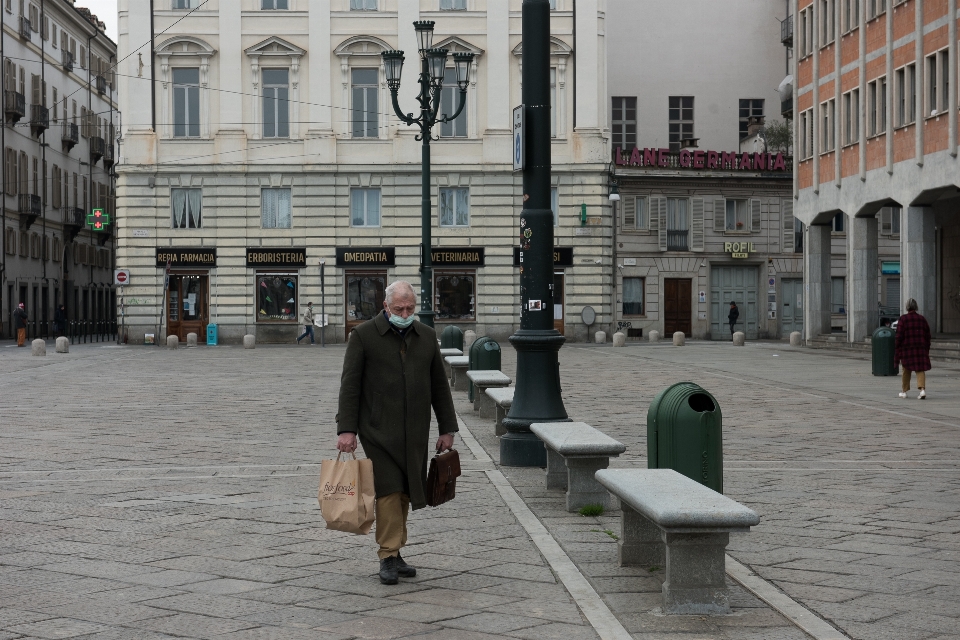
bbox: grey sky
[78,0,117,42]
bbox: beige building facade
[116,0,610,345]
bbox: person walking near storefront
[297,302,315,345]
[895,298,932,399]
[54,305,67,336]
[335,280,458,585]
[728,301,740,339]
[14,303,28,347]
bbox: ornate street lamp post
[382,24,473,328]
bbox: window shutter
[691,198,704,251]
[622,196,636,229]
[750,198,762,233]
[782,199,794,252]
[654,197,667,251]
[713,197,725,232]
[648,197,658,231]
[31,74,39,105]
[880,207,892,235]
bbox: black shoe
[396,553,416,578]
[379,556,399,585]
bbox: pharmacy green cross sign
[87,208,110,231]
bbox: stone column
[805,224,833,340]
[308,2,332,133]
[848,215,879,342]
[902,206,937,320]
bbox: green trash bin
[440,325,464,350]
[872,326,897,376]
[468,337,502,402]
[647,382,723,493]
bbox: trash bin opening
[688,393,716,413]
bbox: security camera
[594,259,602,264]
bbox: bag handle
[335,451,358,462]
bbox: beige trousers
[901,369,926,393]
[375,492,409,559]
[16,328,26,347]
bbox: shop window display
[435,272,475,320]
[346,274,386,324]
[257,274,298,322]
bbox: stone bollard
[186,333,198,348]
[463,330,477,351]
[733,331,745,346]
[31,339,46,356]
[55,337,69,353]
[673,331,685,346]
[790,331,802,347]
[167,335,179,349]
[595,330,606,344]
[649,330,660,343]
[243,334,256,349]
[613,332,626,347]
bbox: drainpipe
[150,0,156,132]
[950,0,957,157]
[1,3,6,332]
[41,0,46,287]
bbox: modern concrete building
[116,0,610,345]
[2,0,117,338]
[606,0,797,340]
[793,0,959,344]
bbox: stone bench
[466,370,511,414]
[486,387,514,436]
[594,468,760,615]
[445,356,470,392]
[440,348,463,378]
[529,422,626,512]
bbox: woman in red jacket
[894,298,932,399]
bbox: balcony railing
[4,90,26,123]
[90,136,105,163]
[666,230,689,252]
[62,122,79,151]
[781,98,793,118]
[62,50,74,72]
[19,194,41,229]
[781,15,793,46]
[96,75,107,95]
[19,16,31,39]
[63,206,85,241]
[30,104,49,135]
[103,144,115,166]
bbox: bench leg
[443,360,452,379]
[495,406,507,436]
[473,385,485,412]
[564,457,611,512]
[478,393,497,420]
[545,449,567,490]
[661,531,730,615]
[453,369,470,392]
[618,504,665,567]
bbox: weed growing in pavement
[579,504,604,517]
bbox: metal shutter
[714,197,726,232]
[782,199,794,252]
[750,198,762,233]
[691,198,704,251]
[622,196,635,229]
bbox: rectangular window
[843,88,859,145]
[867,0,886,20]
[350,0,376,9]
[666,197,688,251]
[842,0,858,32]
[832,212,845,233]
[439,187,469,227]
[440,68,467,137]
[668,96,694,152]
[351,68,379,138]
[173,67,200,137]
[794,217,804,253]
[262,68,289,138]
[434,271,475,320]
[173,0,198,9]
[831,277,846,313]
[611,96,637,149]
[171,188,202,228]
[820,0,835,45]
[798,8,809,57]
[896,63,916,126]
[891,205,901,235]
[927,50,950,116]
[820,99,835,151]
[868,76,886,136]
[52,87,58,121]
[256,274,298,322]
[725,199,748,231]
[350,188,381,227]
[440,0,467,9]
[622,277,644,316]
[261,188,292,228]
[550,67,557,137]
[261,0,288,8]
[800,109,813,158]
[738,99,764,140]
[551,187,559,227]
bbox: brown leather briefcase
[425,449,461,507]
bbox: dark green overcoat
[336,313,458,510]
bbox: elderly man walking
[14,303,28,347]
[336,280,458,585]
[895,298,932,399]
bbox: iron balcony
[96,75,107,95]
[63,206,85,242]
[90,136,105,164]
[19,194,41,229]
[62,50,74,72]
[666,230,689,252]
[4,90,26,123]
[62,122,79,151]
[781,15,793,47]
[30,104,49,136]
[19,16,31,40]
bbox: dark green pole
[501,0,568,467]
[419,54,435,329]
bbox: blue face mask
[388,314,415,329]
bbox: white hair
[384,280,416,305]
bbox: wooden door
[166,274,208,341]
[664,278,692,336]
[553,272,564,335]
[345,271,387,339]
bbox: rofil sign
[725,242,755,259]
[614,146,788,172]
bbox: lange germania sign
[614,146,789,172]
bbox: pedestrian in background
[14,303,28,347]
[336,280,457,585]
[54,305,67,336]
[297,302,315,345]
[895,298,932,399]
[728,301,739,339]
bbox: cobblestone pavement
[1,339,958,639]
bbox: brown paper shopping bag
[318,452,376,535]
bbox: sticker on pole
[114,269,130,286]
[513,105,524,172]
